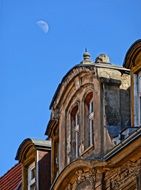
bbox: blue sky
[0,0,141,176]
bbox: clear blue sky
[0,0,141,176]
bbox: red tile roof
[0,163,22,190]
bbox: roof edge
[123,39,141,68]
[15,138,51,161]
[49,63,127,110]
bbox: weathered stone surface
[95,54,110,64]
[47,57,134,190]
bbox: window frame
[84,92,94,150]
[134,71,141,126]
[138,71,141,126]
[88,98,94,147]
[74,111,79,157]
[28,162,36,190]
[70,104,80,160]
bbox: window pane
[30,183,36,190]
[31,167,36,180]
[139,71,141,93]
[28,162,36,190]
[75,113,79,127]
[84,93,94,149]
[134,74,138,126]
[91,101,94,113]
[90,119,94,146]
[70,105,80,160]
[89,101,93,114]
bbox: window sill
[80,145,94,157]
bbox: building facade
[1,39,141,190]
[46,49,139,190]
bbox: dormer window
[71,105,79,161]
[16,139,51,190]
[84,92,94,149]
[28,162,36,190]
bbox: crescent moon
[36,20,49,33]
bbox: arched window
[138,71,141,126]
[134,71,141,126]
[84,92,94,149]
[70,105,79,161]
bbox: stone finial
[95,54,110,64]
[81,49,92,64]
[83,49,91,61]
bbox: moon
[36,20,49,33]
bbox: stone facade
[4,40,141,190]
[46,46,141,189]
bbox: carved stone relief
[64,67,94,89]
[109,160,141,190]
[76,179,93,190]
[65,168,96,190]
[52,108,60,120]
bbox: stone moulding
[50,159,98,190]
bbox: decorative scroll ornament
[65,168,96,190]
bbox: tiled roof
[0,163,22,190]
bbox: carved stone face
[76,179,93,190]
